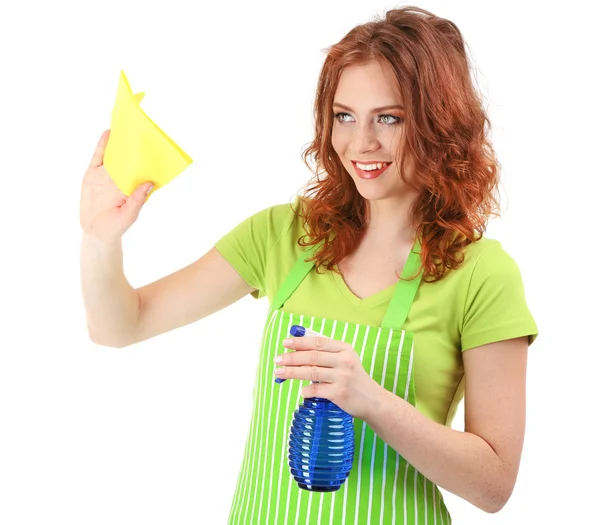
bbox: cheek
[387,128,403,156]
[379,127,396,148]
[331,126,348,155]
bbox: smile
[352,161,392,180]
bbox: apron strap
[380,238,423,330]
[271,241,322,311]
[270,238,423,331]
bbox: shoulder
[458,237,537,349]
[440,236,528,309]
[213,196,306,301]
[462,236,508,262]
[430,237,518,289]
[460,237,524,284]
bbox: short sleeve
[213,201,296,300]
[461,240,538,351]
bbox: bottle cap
[289,325,307,337]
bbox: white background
[1,0,598,523]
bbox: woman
[80,6,537,524]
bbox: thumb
[121,182,154,221]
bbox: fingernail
[283,338,293,347]
[146,185,154,195]
[274,368,285,375]
[274,355,282,364]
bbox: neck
[364,196,416,245]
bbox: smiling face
[331,60,411,203]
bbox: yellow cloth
[103,70,193,195]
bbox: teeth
[357,162,388,171]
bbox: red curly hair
[294,6,501,283]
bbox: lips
[352,161,391,180]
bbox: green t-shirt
[214,197,538,427]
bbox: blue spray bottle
[279,325,355,492]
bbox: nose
[350,122,380,154]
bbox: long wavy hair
[295,6,501,283]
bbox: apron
[227,239,451,524]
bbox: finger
[89,129,111,168]
[282,336,344,352]
[274,365,335,383]
[275,350,337,368]
[120,181,154,221]
[301,382,334,400]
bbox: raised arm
[80,131,255,348]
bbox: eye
[334,112,354,123]
[379,114,403,125]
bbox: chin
[355,187,395,202]
[354,183,411,204]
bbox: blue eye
[334,112,354,123]
[333,112,403,125]
[379,115,403,125]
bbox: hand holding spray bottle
[276,325,355,492]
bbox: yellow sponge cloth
[103,70,193,195]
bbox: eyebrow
[332,102,405,112]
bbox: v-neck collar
[272,236,422,330]
[330,265,398,309]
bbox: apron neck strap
[271,242,320,312]
[380,238,422,330]
[271,237,423,331]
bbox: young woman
[80,6,537,524]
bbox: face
[331,60,410,202]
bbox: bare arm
[133,245,256,344]
[366,336,528,513]
[80,233,139,347]
[81,239,256,348]
[80,130,256,348]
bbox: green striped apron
[228,240,451,524]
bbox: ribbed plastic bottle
[287,325,355,492]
